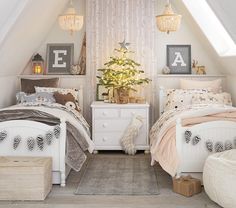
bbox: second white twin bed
[150,78,236,178]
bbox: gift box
[172,175,202,197]
[189,177,202,194]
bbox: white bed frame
[159,86,236,179]
[0,85,83,187]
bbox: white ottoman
[203,149,236,208]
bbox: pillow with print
[164,89,210,112]
[192,92,232,106]
[16,92,56,104]
[35,86,81,112]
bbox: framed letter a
[167,45,191,74]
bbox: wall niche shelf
[157,74,226,78]
[18,74,86,79]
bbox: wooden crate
[0,156,52,200]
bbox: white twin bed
[0,80,94,187]
[150,78,236,179]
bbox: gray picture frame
[46,43,74,74]
[167,45,191,74]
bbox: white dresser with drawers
[91,101,150,153]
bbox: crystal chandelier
[156,0,182,34]
[58,0,83,35]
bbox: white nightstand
[91,101,150,153]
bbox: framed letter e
[46,43,74,74]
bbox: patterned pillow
[192,92,232,106]
[35,87,81,111]
[164,89,210,112]
[53,92,81,113]
[16,92,56,104]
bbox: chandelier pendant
[156,0,182,34]
[58,0,83,35]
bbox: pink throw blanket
[150,104,236,176]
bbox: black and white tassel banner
[27,137,35,151]
[13,135,21,150]
[0,130,7,142]
[184,130,192,144]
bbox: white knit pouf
[203,149,236,208]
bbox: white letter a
[172,52,186,67]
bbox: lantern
[32,53,44,74]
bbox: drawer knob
[131,112,136,115]
[102,123,108,128]
[102,137,107,142]
[102,111,107,116]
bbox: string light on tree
[97,41,151,104]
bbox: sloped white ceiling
[0,0,69,76]
[207,0,236,44]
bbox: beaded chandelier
[58,0,83,35]
[156,0,182,34]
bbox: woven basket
[115,89,129,104]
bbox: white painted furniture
[159,86,236,179]
[91,101,150,153]
[0,83,84,187]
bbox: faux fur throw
[121,115,143,155]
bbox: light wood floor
[0,153,220,208]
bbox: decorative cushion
[16,92,56,104]
[164,89,209,112]
[192,92,232,106]
[35,87,81,112]
[180,79,222,93]
[21,78,59,94]
[53,92,81,113]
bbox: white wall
[0,76,17,107]
[0,0,69,108]
[86,0,223,123]
[0,0,228,124]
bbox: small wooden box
[0,157,52,200]
[172,176,202,197]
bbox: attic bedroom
[0,0,235,207]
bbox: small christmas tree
[97,41,151,103]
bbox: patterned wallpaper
[86,0,158,123]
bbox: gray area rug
[75,154,160,195]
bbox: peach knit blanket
[150,104,236,176]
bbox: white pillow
[192,92,232,106]
[164,89,209,112]
[180,79,222,93]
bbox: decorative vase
[115,88,129,104]
[70,64,82,75]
